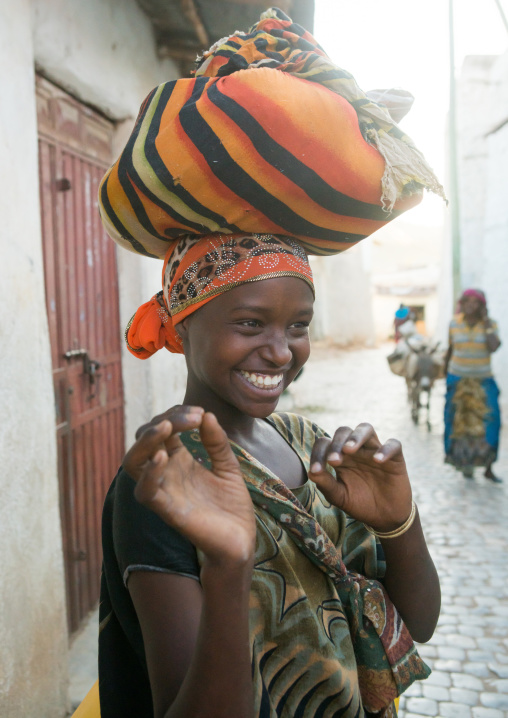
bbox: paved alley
[286,344,508,718]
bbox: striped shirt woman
[444,289,502,482]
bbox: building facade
[441,51,508,410]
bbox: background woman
[444,289,502,482]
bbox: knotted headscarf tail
[98,7,444,262]
[125,233,314,358]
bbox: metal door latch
[63,348,101,392]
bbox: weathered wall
[32,0,177,120]
[33,0,187,445]
[0,2,68,716]
[450,52,508,411]
[310,246,375,346]
[481,52,508,405]
[456,56,497,290]
[116,243,188,445]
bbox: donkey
[405,343,443,430]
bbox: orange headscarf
[125,233,314,358]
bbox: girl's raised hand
[123,413,256,568]
[309,423,412,532]
[134,404,205,440]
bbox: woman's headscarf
[455,288,487,314]
[125,233,313,357]
[460,288,486,304]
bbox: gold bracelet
[364,501,417,539]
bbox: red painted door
[37,76,125,634]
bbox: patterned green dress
[99,412,428,718]
[183,412,428,717]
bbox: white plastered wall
[481,52,508,411]
[32,0,188,445]
[32,0,178,121]
[0,0,186,716]
[456,56,496,290]
[310,245,375,346]
[448,51,508,413]
[0,2,68,716]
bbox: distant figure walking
[444,289,502,482]
[394,304,410,341]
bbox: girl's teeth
[240,371,282,389]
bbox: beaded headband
[125,233,314,358]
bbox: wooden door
[37,77,125,634]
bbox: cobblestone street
[285,344,508,718]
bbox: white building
[310,245,375,347]
[441,51,508,411]
[370,221,444,343]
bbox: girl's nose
[259,332,292,366]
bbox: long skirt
[444,374,501,468]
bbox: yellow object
[365,501,417,540]
[71,680,100,718]
[69,678,397,716]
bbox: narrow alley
[287,344,508,718]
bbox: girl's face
[178,277,314,419]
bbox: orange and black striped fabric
[98,7,443,260]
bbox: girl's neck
[183,385,259,442]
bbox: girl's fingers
[317,424,378,468]
[339,423,380,455]
[135,405,205,439]
[309,436,333,473]
[165,405,205,433]
[199,413,242,477]
[309,437,346,508]
[133,449,169,506]
[309,464,346,507]
[162,430,186,457]
[325,426,356,465]
[124,420,174,477]
[372,438,403,463]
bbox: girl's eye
[238,320,261,328]
[291,322,310,331]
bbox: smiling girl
[97,9,443,718]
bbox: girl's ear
[175,317,190,340]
